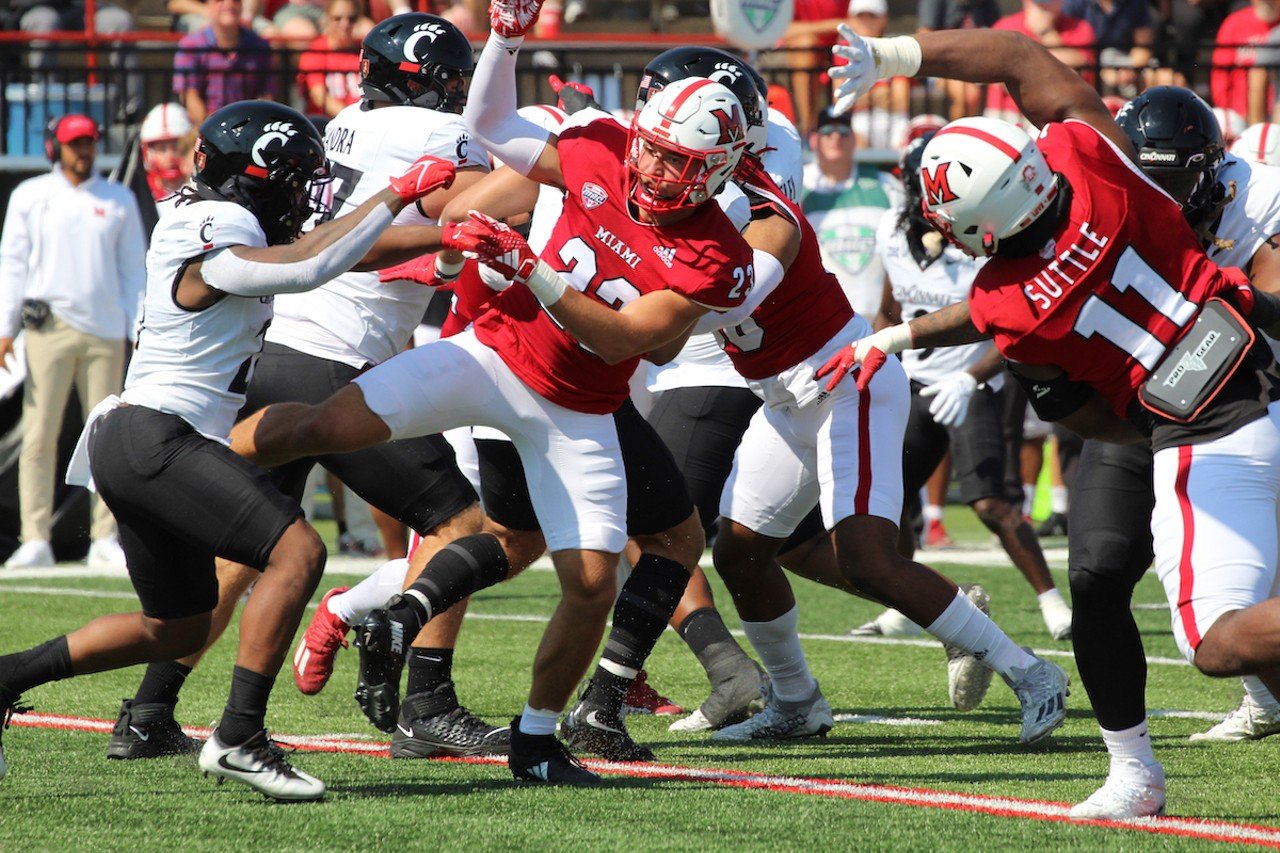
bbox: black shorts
[479,398,694,537]
[89,406,301,619]
[646,385,826,548]
[243,343,477,535]
[1069,439,1155,584]
[902,383,1014,505]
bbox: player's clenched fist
[489,0,544,38]
[388,154,456,203]
[442,210,569,305]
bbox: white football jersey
[1206,155,1280,358]
[648,116,805,393]
[267,103,489,368]
[875,209,1002,390]
[122,198,273,439]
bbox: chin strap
[1194,179,1237,253]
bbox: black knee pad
[604,555,689,670]
[409,533,509,615]
[1069,529,1150,604]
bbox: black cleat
[509,718,603,786]
[107,698,202,760]
[1035,512,1069,538]
[560,681,655,762]
[390,683,510,758]
[352,607,408,733]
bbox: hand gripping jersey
[968,120,1247,416]
[472,117,754,414]
[723,159,855,380]
[122,199,273,438]
[266,102,488,368]
[875,209,1001,390]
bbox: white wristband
[865,36,923,80]
[492,33,524,52]
[435,254,465,282]
[524,259,569,306]
[881,322,915,354]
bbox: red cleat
[293,587,351,695]
[924,518,955,549]
[623,670,684,716]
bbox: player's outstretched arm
[831,27,1129,158]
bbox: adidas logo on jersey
[653,245,676,268]
[582,182,608,210]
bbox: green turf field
[0,510,1273,851]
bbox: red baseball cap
[55,114,100,144]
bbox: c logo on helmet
[710,105,743,145]
[250,121,299,173]
[922,162,960,205]
[709,62,743,86]
[403,22,446,60]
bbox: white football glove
[919,371,978,427]
[829,25,924,116]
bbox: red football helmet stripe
[656,77,716,134]
[935,124,1023,162]
[1258,122,1272,163]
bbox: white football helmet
[919,116,1058,257]
[140,102,194,181]
[1213,106,1247,148]
[1232,122,1280,166]
[627,76,748,213]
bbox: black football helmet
[360,13,475,113]
[193,101,330,245]
[637,46,768,152]
[1116,86,1224,227]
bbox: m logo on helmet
[711,105,743,145]
[248,121,298,177]
[922,162,960,205]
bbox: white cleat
[1070,760,1166,820]
[943,584,995,712]
[198,729,325,801]
[4,540,54,569]
[850,607,923,637]
[87,537,128,570]
[668,708,714,733]
[1002,651,1069,744]
[1190,695,1280,742]
[1040,598,1073,641]
[711,683,834,741]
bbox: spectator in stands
[298,0,363,116]
[915,0,1000,120]
[778,0,858,136]
[1159,0,1228,89]
[1062,0,1154,97]
[985,0,1094,127]
[368,0,485,37]
[15,0,140,117]
[839,0,912,148]
[1213,0,1280,124]
[172,0,277,123]
[0,114,146,570]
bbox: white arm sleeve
[201,203,394,297]
[691,250,786,335]
[463,34,549,176]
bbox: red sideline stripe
[855,385,872,514]
[935,124,1022,162]
[12,712,1280,847]
[1175,444,1202,648]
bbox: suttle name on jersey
[1023,222,1111,312]
[594,225,643,270]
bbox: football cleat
[293,586,351,695]
[1002,650,1069,744]
[509,718,603,786]
[849,607,923,637]
[943,584,995,712]
[1189,694,1280,742]
[390,683,510,758]
[1040,595,1074,642]
[623,670,683,716]
[198,728,325,801]
[670,659,769,732]
[924,518,955,548]
[352,606,409,733]
[1070,760,1166,820]
[711,682,834,741]
[106,698,202,759]
[1035,512,1069,538]
[561,682,655,762]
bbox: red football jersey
[439,260,496,339]
[969,120,1246,415]
[728,160,855,380]
[474,118,754,414]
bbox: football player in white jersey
[0,100,457,800]
[875,132,1072,645]
[1061,86,1280,819]
[105,14,509,765]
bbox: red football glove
[814,344,887,393]
[489,0,544,37]
[548,74,598,113]
[441,211,539,283]
[388,154,456,204]
[378,254,462,288]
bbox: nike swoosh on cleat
[217,754,264,774]
[397,724,414,737]
[585,711,624,734]
[129,726,150,741]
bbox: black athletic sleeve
[1005,362,1094,422]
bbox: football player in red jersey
[229,4,758,785]
[823,25,1280,816]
